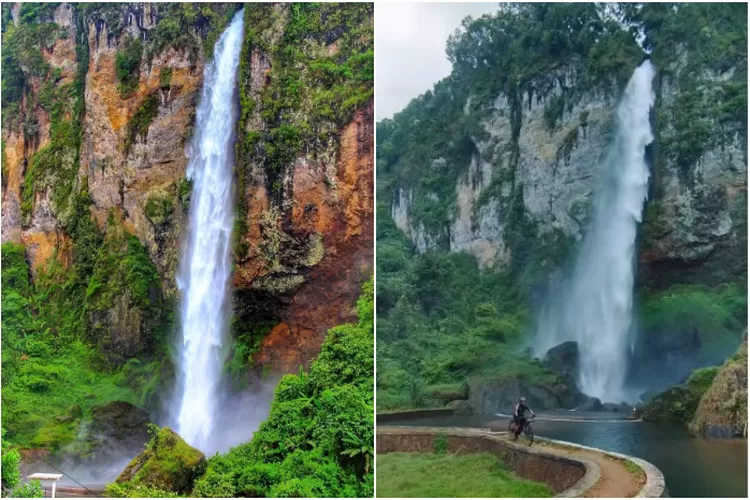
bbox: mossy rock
[641,366,720,424]
[116,427,205,494]
[145,194,175,226]
[690,333,748,438]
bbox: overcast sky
[375,2,499,121]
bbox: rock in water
[116,427,206,494]
[690,333,748,438]
[468,375,582,414]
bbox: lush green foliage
[376,452,553,498]
[2,428,44,497]
[193,280,374,498]
[1,239,163,450]
[104,482,178,498]
[376,212,559,410]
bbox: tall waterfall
[174,10,244,451]
[535,61,655,403]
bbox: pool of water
[379,412,748,498]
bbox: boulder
[641,366,719,424]
[88,401,151,457]
[116,427,206,494]
[468,375,583,414]
[576,396,602,412]
[543,341,579,378]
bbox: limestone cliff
[381,12,746,289]
[1,2,373,374]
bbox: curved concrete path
[377,426,665,498]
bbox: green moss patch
[115,426,206,494]
[115,36,143,97]
[124,93,159,153]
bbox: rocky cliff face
[387,53,746,290]
[2,2,373,372]
[230,3,373,372]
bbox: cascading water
[534,60,655,403]
[173,10,244,452]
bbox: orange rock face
[247,102,375,372]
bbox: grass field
[376,452,553,498]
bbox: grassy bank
[376,452,552,498]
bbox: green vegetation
[124,93,159,153]
[636,284,747,363]
[690,335,748,437]
[192,280,374,498]
[148,4,240,62]
[1,430,43,497]
[115,36,144,97]
[1,226,165,451]
[2,4,89,225]
[145,192,175,226]
[376,452,553,498]
[376,207,561,410]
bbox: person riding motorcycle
[512,396,535,433]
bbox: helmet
[519,396,526,402]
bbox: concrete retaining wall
[376,409,456,423]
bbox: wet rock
[543,341,579,378]
[87,401,151,458]
[468,375,583,414]
[116,427,206,494]
[575,396,602,412]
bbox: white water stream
[535,61,656,403]
[173,10,244,451]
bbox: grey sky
[375,2,499,121]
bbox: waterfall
[173,10,244,451]
[535,61,655,403]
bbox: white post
[26,473,63,499]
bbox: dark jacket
[514,401,533,419]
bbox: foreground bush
[192,280,374,498]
